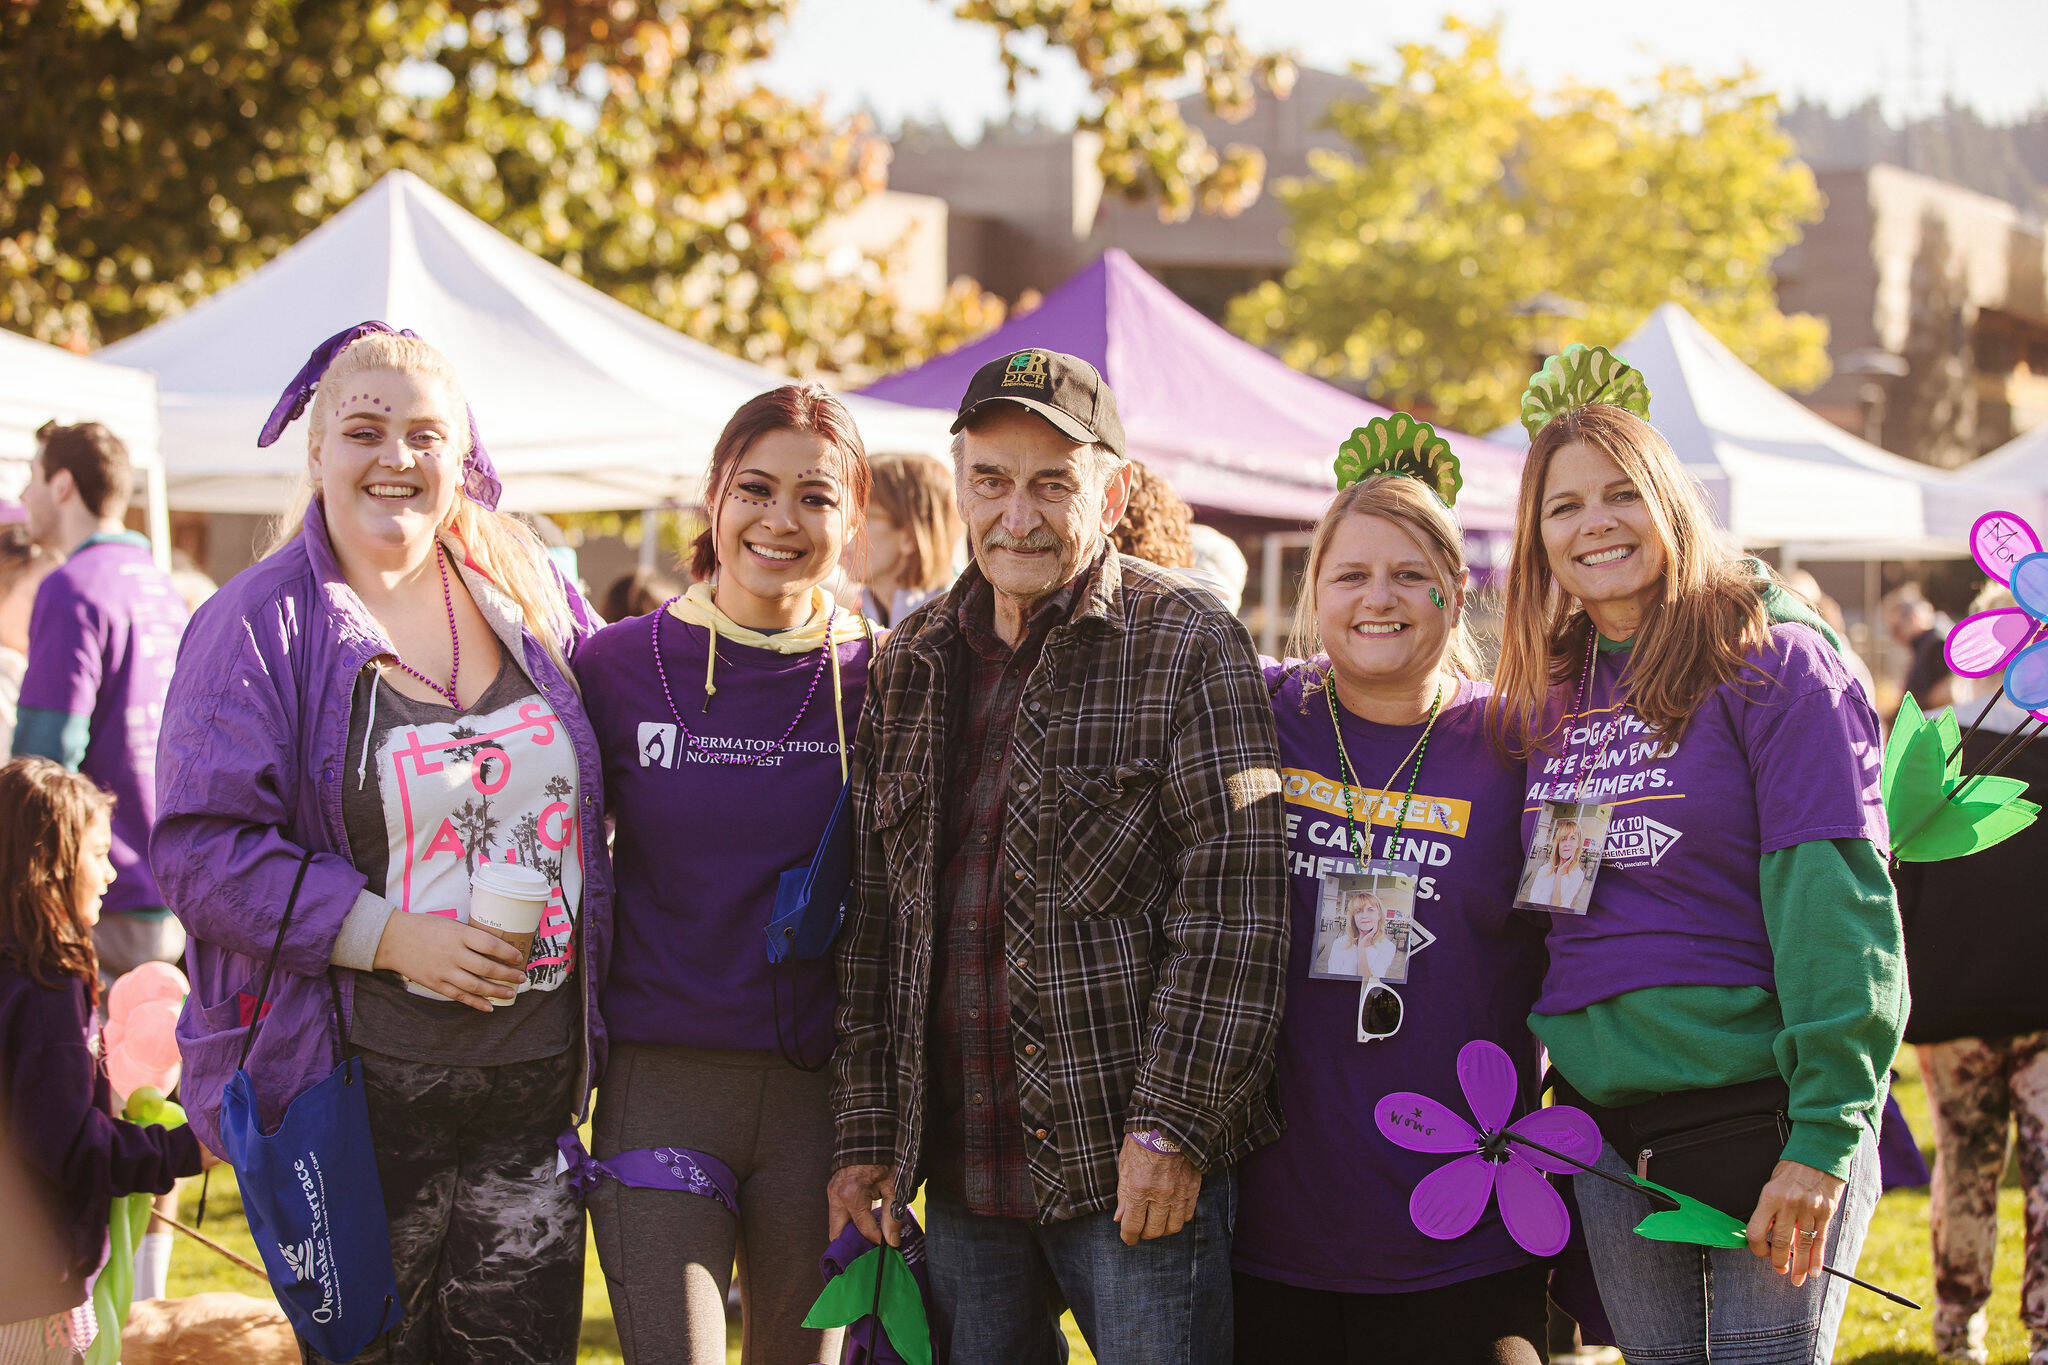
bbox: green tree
[1228,18,1828,435]
[2,0,1287,373]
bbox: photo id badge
[1312,861,1428,985]
[1514,800,1614,915]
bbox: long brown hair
[866,452,960,594]
[0,758,112,1006]
[691,384,872,581]
[1288,474,1483,682]
[1490,404,1771,756]
[261,332,577,680]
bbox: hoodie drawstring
[356,666,381,789]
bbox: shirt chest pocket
[1052,760,1169,920]
[870,771,930,903]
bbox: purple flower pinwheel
[1376,1039,1603,1257]
[1947,511,2048,713]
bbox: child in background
[0,758,210,1363]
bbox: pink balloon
[122,1000,183,1072]
[101,1014,129,1056]
[106,1047,178,1103]
[108,961,188,1024]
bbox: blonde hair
[1489,404,1771,756]
[1287,474,1482,681]
[261,333,575,678]
[867,451,961,594]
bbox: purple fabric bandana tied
[554,1129,739,1218]
[258,319,504,511]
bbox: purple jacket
[151,504,612,1154]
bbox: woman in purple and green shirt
[1234,473,1550,1364]
[578,385,874,1365]
[1490,401,1906,1363]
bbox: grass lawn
[168,1049,2032,1362]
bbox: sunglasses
[1356,977,1403,1043]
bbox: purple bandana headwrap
[259,320,504,511]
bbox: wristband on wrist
[1129,1128,1181,1156]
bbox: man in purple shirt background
[13,419,190,1298]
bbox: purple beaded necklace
[650,595,833,766]
[385,543,461,707]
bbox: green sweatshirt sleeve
[12,705,91,769]
[1759,837,1907,1177]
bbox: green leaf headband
[1334,412,1463,507]
[1519,343,1652,438]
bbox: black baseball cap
[951,349,1126,458]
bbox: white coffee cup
[467,863,552,1008]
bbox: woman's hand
[371,912,526,1012]
[1745,1158,1848,1286]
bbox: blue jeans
[923,1168,1238,1365]
[1574,1131,1881,1364]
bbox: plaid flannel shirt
[831,545,1289,1224]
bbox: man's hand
[827,1163,901,1247]
[1114,1135,1201,1246]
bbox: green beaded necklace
[1325,673,1446,866]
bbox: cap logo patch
[1002,350,1051,389]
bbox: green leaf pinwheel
[1882,694,2040,861]
[1519,344,1652,437]
[803,1245,932,1365]
[1333,412,1463,506]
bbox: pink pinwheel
[1375,1039,1602,1257]
[1947,512,2048,715]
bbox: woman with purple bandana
[573,385,874,1365]
[1233,458,1551,1364]
[151,325,611,1364]
[1490,354,1905,1364]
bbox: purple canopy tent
[858,249,1522,531]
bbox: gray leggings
[589,1045,843,1365]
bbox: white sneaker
[1933,1305,1989,1365]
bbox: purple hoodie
[150,504,611,1154]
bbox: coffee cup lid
[471,861,552,900]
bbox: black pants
[1232,1261,1548,1365]
[303,1046,584,1365]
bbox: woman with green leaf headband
[1232,421,1552,1364]
[1489,347,1906,1363]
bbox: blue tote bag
[221,854,402,1359]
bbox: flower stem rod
[1496,1129,1679,1211]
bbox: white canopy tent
[0,329,170,567]
[101,171,953,516]
[1493,304,2002,559]
[1959,419,2048,504]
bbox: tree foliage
[1229,18,1830,434]
[1,0,1284,372]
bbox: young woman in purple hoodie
[575,385,875,1365]
[151,325,611,1364]
[0,758,210,1362]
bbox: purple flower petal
[1456,1039,1518,1132]
[1504,1105,1602,1173]
[1947,608,2035,677]
[1409,1154,1498,1242]
[1495,1156,1572,1257]
[1376,1091,1480,1154]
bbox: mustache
[982,527,1061,552]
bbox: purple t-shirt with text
[1526,623,1887,1017]
[579,609,869,1057]
[1233,665,1549,1294]
[17,535,188,913]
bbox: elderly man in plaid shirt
[827,348,1290,1365]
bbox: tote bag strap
[236,851,316,1070]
